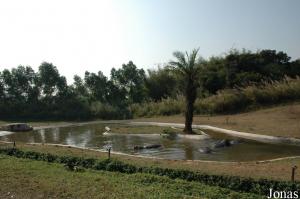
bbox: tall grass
[90,101,131,119]
[132,77,300,117]
[130,96,185,117]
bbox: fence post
[108,148,111,160]
[292,166,297,182]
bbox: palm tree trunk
[183,100,194,134]
[183,81,196,134]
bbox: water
[1,123,300,161]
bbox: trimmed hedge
[0,147,299,195]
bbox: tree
[0,71,4,99]
[290,59,300,77]
[169,49,202,134]
[199,57,226,94]
[145,67,178,101]
[72,75,87,96]
[110,61,146,103]
[38,62,67,98]
[84,71,108,102]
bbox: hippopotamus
[212,139,241,149]
[134,144,162,150]
[229,139,241,145]
[198,147,212,154]
[213,139,231,148]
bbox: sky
[0,0,299,82]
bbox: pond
[1,122,300,162]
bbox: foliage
[0,49,300,120]
[145,67,178,101]
[131,77,300,116]
[111,61,147,103]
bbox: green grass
[0,154,261,199]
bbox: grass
[0,154,261,199]
[1,142,300,182]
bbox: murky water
[1,123,300,161]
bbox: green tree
[84,71,108,102]
[38,62,67,98]
[169,49,202,134]
[199,57,226,94]
[145,67,178,101]
[106,80,127,106]
[290,59,300,77]
[0,71,4,99]
[110,61,146,103]
[72,75,88,97]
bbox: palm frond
[189,48,200,69]
[169,61,188,74]
[172,51,187,66]
[169,48,201,79]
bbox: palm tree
[169,49,201,134]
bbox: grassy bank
[0,154,263,199]
[3,145,300,197]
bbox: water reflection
[1,123,300,161]
[52,128,60,142]
[39,129,45,143]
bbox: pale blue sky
[0,0,299,82]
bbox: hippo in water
[213,139,231,148]
[213,139,241,149]
[134,144,162,150]
[229,139,241,145]
[198,147,212,154]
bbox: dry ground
[135,103,300,138]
